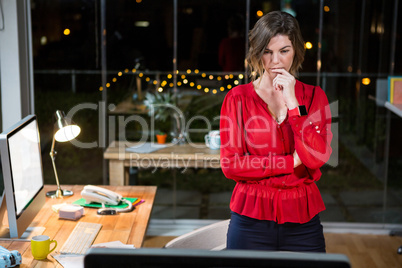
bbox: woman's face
[261,34,295,79]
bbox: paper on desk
[52,241,136,268]
[52,202,68,213]
[91,240,136,249]
[52,254,84,268]
[126,142,168,153]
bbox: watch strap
[288,105,308,117]
[299,105,308,116]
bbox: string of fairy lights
[98,68,245,94]
[98,65,374,93]
[97,41,318,94]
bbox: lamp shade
[54,110,81,142]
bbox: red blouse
[220,81,333,224]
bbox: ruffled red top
[220,81,333,224]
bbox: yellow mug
[31,235,57,260]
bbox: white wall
[0,0,34,131]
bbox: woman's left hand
[293,150,302,168]
[272,69,299,109]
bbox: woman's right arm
[219,93,294,182]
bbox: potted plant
[155,130,168,144]
[144,91,186,144]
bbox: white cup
[205,130,221,150]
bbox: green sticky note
[73,197,138,209]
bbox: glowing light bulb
[40,36,47,45]
[362,78,371,85]
[118,72,123,76]
[256,10,263,17]
[305,42,313,49]
[63,29,71,35]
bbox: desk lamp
[46,110,81,198]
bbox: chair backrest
[164,219,230,250]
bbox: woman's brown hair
[247,11,305,80]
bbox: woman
[220,11,333,252]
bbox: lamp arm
[49,135,61,191]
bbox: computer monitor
[84,248,351,268]
[0,114,45,238]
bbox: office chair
[164,219,229,250]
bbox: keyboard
[59,222,102,255]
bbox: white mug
[205,130,221,150]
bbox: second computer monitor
[84,248,351,268]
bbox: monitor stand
[0,194,46,240]
[0,226,45,241]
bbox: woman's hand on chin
[272,69,298,109]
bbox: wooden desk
[0,184,156,267]
[104,141,221,186]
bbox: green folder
[73,197,138,209]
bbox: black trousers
[226,212,326,252]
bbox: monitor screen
[0,114,45,238]
[8,119,43,216]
